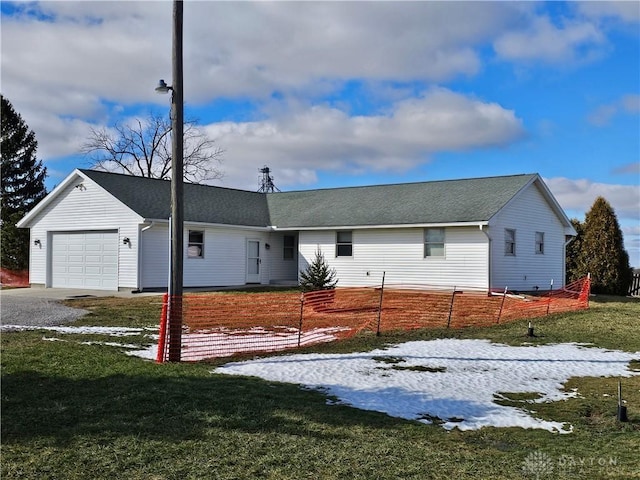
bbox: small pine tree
[1,95,48,271]
[299,249,338,292]
[577,196,632,295]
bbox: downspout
[134,221,156,292]
[480,225,492,291]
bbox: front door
[246,239,261,283]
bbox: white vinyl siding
[141,224,272,288]
[299,227,489,289]
[25,175,141,289]
[490,183,566,290]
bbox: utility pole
[168,0,184,362]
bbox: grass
[2,294,639,479]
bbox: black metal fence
[629,273,640,297]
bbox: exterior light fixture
[34,239,41,246]
[155,79,173,94]
[123,237,131,245]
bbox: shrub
[299,249,338,292]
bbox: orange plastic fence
[157,276,591,363]
[0,268,29,287]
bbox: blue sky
[1,1,639,265]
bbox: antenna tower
[258,166,280,193]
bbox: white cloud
[613,162,640,175]
[587,93,640,126]
[622,94,640,113]
[544,177,640,221]
[206,89,525,190]
[493,16,606,63]
[579,1,640,23]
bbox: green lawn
[2,295,639,479]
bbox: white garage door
[51,231,119,290]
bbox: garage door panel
[51,231,118,290]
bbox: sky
[1,1,639,265]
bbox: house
[17,169,576,292]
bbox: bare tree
[81,112,223,183]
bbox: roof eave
[272,221,490,231]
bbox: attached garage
[51,231,119,290]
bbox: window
[187,230,204,258]
[535,232,544,254]
[424,228,445,257]
[504,229,516,256]
[336,231,353,257]
[283,235,295,260]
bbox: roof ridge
[79,168,265,195]
[268,173,538,195]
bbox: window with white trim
[336,231,353,257]
[504,229,516,256]
[535,232,544,254]
[187,230,204,258]
[424,228,445,257]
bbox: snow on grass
[215,339,640,433]
[0,325,156,336]
[178,326,351,360]
[7,323,639,433]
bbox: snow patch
[215,339,640,433]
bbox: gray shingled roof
[267,174,537,228]
[81,169,537,228]
[81,169,270,227]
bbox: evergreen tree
[565,218,584,284]
[577,196,631,295]
[300,249,338,292]
[1,95,47,271]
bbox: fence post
[546,279,554,315]
[376,272,386,337]
[446,287,457,328]
[496,286,508,324]
[298,293,305,347]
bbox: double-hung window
[336,231,353,257]
[535,232,544,254]
[504,229,516,256]
[424,228,445,257]
[283,235,295,260]
[187,230,204,258]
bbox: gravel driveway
[1,294,89,326]
[1,287,161,327]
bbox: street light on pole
[156,0,184,362]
